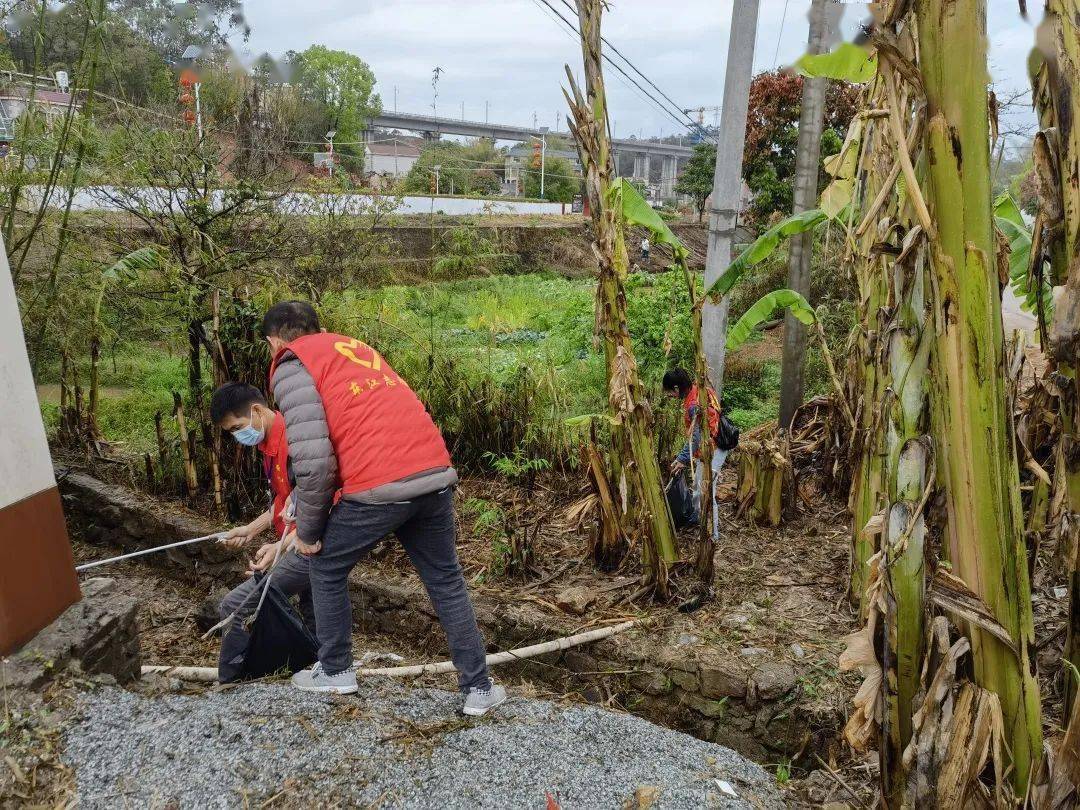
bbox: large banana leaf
[102,246,165,282]
[94,246,165,326]
[706,208,826,301]
[993,192,1052,320]
[726,289,815,352]
[819,115,864,220]
[797,42,877,84]
[607,177,688,262]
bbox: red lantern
[183,109,196,125]
[178,92,194,105]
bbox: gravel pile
[63,680,785,808]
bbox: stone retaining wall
[1,578,139,690]
[60,470,833,761]
[59,470,237,576]
[349,572,815,761]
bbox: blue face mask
[231,410,265,447]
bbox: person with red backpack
[662,368,738,536]
[261,300,504,716]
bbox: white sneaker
[463,678,507,716]
[291,662,358,694]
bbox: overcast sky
[234,0,1039,144]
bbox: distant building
[364,135,424,179]
[0,80,81,146]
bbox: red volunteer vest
[684,384,721,458]
[258,412,292,537]
[271,333,451,495]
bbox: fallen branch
[142,620,637,683]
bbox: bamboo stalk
[173,392,199,498]
[142,621,637,683]
[202,423,223,510]
[88,335,100,437]
[59,351,69,413]
[154,410,167,469]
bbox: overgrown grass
[39,266,840,466]
[38,343,188,454]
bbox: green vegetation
[743,70,858,225]
[399,140,505,197]
[673,143,716,221]
[521,154,580,203]
[39,344,187,454]
[38,258,846,474]
[290,45,380,154]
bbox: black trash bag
[715,413,740,452]
[667,472,699,529]
[218,573,318,684]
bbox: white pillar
[0,230,80,654]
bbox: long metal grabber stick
[75,532,225,572]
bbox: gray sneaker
[291,662,358,694]
[463,679,507,716]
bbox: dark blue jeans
[310,488,490,690]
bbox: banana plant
[564,0,678,586]
[995,191,1053,345]
[705,208,828,301]
[917,0,1042,788]
[607,176,715,585]
[725,289,815,351]
[1029,0,1080,723]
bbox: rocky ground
[62,679,786,809]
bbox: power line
[535,0,690,132]
[773,0,792,67]
[525,0,669,130]
[554,0,702,133]
[530,0,705,140]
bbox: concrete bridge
[368,110,693,198]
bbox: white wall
[367,152,419,177]
[25,185,567,217]
[0,235,57,509]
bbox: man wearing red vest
[263,300,504,715]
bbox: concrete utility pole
[777,0,841,429]
[539,126,549,198]
[702,0,761,394]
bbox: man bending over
[263,300,504,716]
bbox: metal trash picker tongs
[201,499,299,639]
[75,532,227,572]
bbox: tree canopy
[290,45,380,154]
[399,140,505,196]
[674,142,716,221]
[6,2,174,104]
[522,155,580,203]
[742,70,858,224]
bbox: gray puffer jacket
[270,352,338,543]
